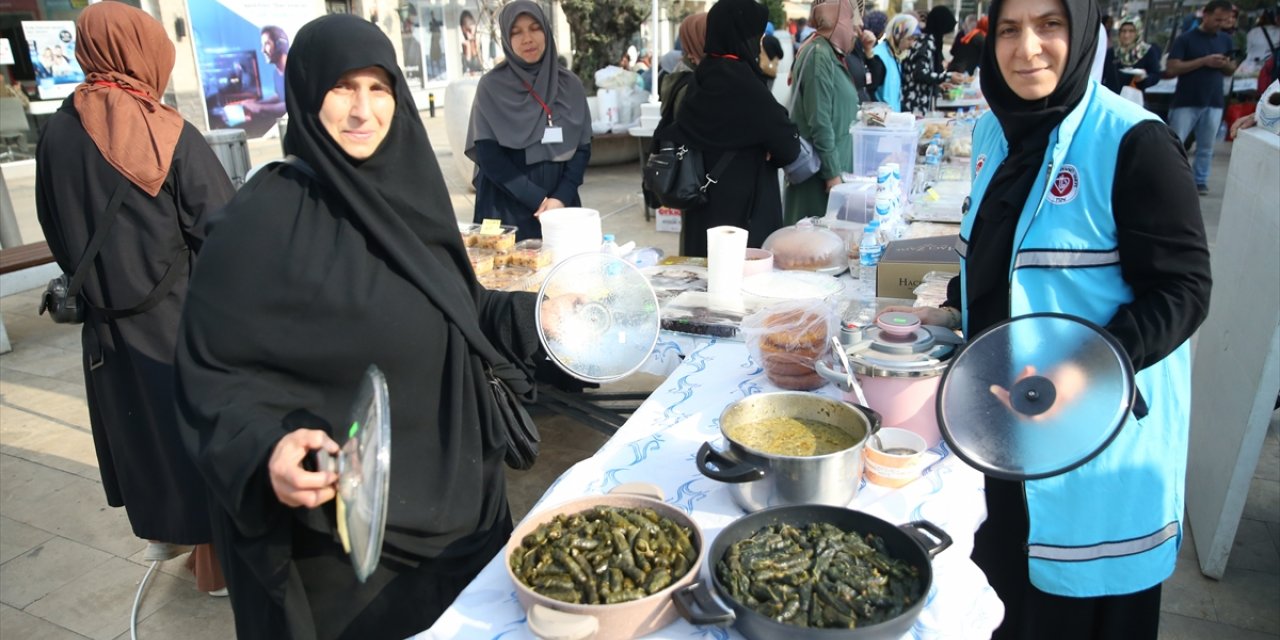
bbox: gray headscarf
[465,0,590,164]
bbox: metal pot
[696,392,881,513]
[503,483,717,640]
[673,505,952,640]
[816,312,959,447]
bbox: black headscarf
[466,0,589,164]
[677,0,781,147]
[924,6,958,73]
[962,0,1098,338]
[281,15,473,287]
[703,0,769,73]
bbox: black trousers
[972,476,1163,640]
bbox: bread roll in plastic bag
[742,299,837,390]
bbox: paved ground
[0,111,1276,639]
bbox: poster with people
[187,0,316,138]
[399,0,496,89]
[21,21,85,100]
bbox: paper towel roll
[707,226,748,303]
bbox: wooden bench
[0,241,55,274]
[0,241,57,354]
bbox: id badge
[541,126,564,144]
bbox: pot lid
[845,312,960,377]
[536,253,661,383]
[315,365,391,583]
[935,313,1134,480]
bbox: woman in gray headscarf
[467,0,591,240]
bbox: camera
[38,274,86,324]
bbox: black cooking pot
[672,505,951,639]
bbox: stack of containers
[538,208,603,266]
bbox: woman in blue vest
[889,0,1211,635]
[872,14,919,110]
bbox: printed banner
[188,0,319,138]
[21,20,84,100]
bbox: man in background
[1166,0,1237,195]
[244,25,288,118]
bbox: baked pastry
[765,369,827,390]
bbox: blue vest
[872,40,902,112]
[958,82,1190,597]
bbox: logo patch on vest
[975,154,986,174]
[1047,165,1080,205]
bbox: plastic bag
[742,299,838,390]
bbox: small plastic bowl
[864,428,927,488]
[743,248,774,277]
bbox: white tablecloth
[422,341,1004,640]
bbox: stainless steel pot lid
[935,313,1134,480]
[536,253,661,383]
[845,311,960,378]
[314,365,391,583]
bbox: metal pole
[651,0,659,103]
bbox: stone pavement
[0,111,1276,639]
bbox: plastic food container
[473,225,517,251]
[850,123,920,195]
[478,265,533,290]
[467,247,495,275]
[761,218,848,275]
[459,223,480,247]
[499,239,554,269]
[824,179,877,224]
[864,428,928,488]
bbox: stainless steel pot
[696,392,881,512]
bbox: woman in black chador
[176,14,548,639]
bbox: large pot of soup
[696,392,881,512]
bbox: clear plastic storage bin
[850,123,921,194]
[825,179,878,223]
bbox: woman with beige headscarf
[660,12,708,113]
[34,1,234,595]
[785,0,860,223]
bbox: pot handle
[900,520,953,559]
[847,403,883,435]
[814,360,853,392]
[696,442,767,484]
[526,604,598,640]
[672,581,736,627]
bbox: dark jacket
[36,98,233,544]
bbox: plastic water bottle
[600,234,620,256]
[874,195,894,239]
[859,221,883,283]
[924,134,944,185]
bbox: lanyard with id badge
[523,81,563,144]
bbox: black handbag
[643,139,736,210]
[38,176,189,324]
[486,363,541,470]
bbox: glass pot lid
[536,253,662,383]
[845,311,960,377]
[935,313,1135,480]
[314,365,391,583]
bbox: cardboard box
[655,207,682,233]
[876,234,960,299]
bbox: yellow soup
[725,418,857,456]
